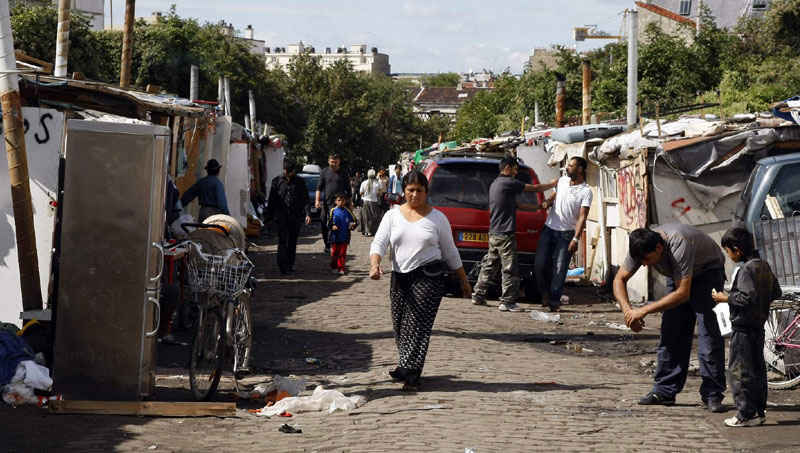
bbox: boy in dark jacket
[327,193,357,275]
[712,227,781,427]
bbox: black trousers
[390,271,445,374]
[653,269,726,400]
[320,201,331,249]
[729,329,767,419]
[276,216,302,273]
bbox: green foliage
[422,72,461,87]
[452,0,800,134]
[11,4,118,81]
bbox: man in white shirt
[534,156,593,312]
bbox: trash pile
[242,375,367,418]
[1,329,54,407]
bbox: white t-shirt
[545,176,593,232]
[360,179,381,202]
[369,208,463,273]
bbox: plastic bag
[2,382,37,406]
[529,310,561,323]
[239,375,307,400]
[21,361,52,391]
[256,385,366,417]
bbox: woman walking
[359,169,382,236]
[369,170,471,391]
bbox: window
[752,0,768,10]
[761,163,800,219]
[428,162,538,210]
[679,0,692,16]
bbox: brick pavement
[4,225,800,452]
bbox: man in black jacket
[266,158,311,274]
[316,153,351,253]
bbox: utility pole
[223,77,231,116]
[119,0,135,88]
[555,73,566,127]
[534,101,540,126]
[189,65,199,101]
[696,0,704,35]
[582,60,592,125]
[626,9,639,128]
[248,90,256,130]
[54,0,70,78]
[0,0,43,311]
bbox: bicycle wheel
[764,301,800,390]
[189,305,224,400]
[231,291,253,392]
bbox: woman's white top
[370,208,463,273]
[360,179,380,202]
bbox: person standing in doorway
[472,157,556,312]
[265,158,311,275]
[316,153,351,254]
[615,224,727,410]
[534,156,592,312]
[180,159,229,221]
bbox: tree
[11,4,118,81]
[422,72,461,87]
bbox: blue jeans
[534,226,574,307]
[653,269,726,401]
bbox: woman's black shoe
[401,373,421,391]
[389,367,408,382]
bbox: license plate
[459,231,488,243]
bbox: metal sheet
[53,120,169,400]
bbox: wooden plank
[49,400,236,417]
[169,116,181,177]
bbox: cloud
[402,1,440,17]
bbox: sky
[105,1,634,74]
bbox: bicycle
[168,223,255,401]
[764,295,800,389]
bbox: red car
[422,154,547,301]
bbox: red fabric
[330,243,348,271]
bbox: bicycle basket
[186,244,254,297]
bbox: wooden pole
[555,77,566,128]
[54,0,70,78]
[0,1,43,310]
[582,59,592,125]
[119,0,135,88]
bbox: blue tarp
[0,332,34,387]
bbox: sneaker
[338,269,346,275]
[724,415,764,427]
[498,302,523,312]
[389,367,409,382]
[472,297,487,306]
[638,392,675,406]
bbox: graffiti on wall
[617,154,648,231]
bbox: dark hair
[721,227,755,259]
[629,228,665,263]
[499,156,519,172]
[334,192,349,201]
[328,152,341,159]
[571,156,588,174]
[283,158,299,173]
[402,170,429,192]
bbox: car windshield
[428,162,539,210]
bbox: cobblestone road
[4,225,800,452]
